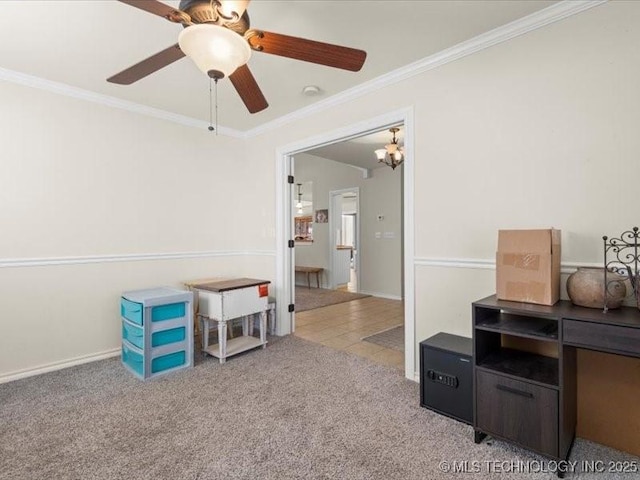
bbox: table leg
[218,320,227,364]
[201,316,209,352]
[307,272,311,289]
[316,271,320,288]
[248,313,255,336]
[260,310,267,348]
[192,288,200,337]
[242,316,248,336]
[268,303,276,335]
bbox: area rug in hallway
[295,286,369,312]
[363,325,404,351]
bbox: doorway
[275,108,415,380]
[329,188,360,292]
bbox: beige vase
[566,267,627,309]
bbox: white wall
[243,1,640,375]
[293,153,402,298]
[359,164,403,298]
[4,1,640,384]
[0,80,272,380]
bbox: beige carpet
[363,325,404,352]
[1,336,638,479]
[295,286,370,312]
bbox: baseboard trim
[359,291,402,301]
[0,250,276,269]
[0,348,121,384]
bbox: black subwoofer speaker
[420,332,473,425]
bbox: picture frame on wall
[294,215,313,242]
[315,209,328,224]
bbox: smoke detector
[302,85,322,96]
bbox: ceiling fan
[107,0,367,114]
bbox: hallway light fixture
[296,183,303,214]
[374,127,404,170]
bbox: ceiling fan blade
[229,64,268,114]
[249,31,366,72]
[117,0,189,22]
[107,44,185,85]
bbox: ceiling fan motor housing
[179,0,250,34]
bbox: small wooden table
[295,266,323,289]
[188,278,270,364]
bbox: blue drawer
[122,322,185,349]
[152,327,185,347]
[151,350,186,373]
[151,302,185,322]
[122,321,144,349]
[122,342,144,377]
[121,298,143,325]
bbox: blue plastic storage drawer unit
[120,287,193,380]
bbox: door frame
[328,187,360,290]
[275,107,416,380]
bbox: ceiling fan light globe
[178,24,251,78]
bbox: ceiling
[0,1,556,133]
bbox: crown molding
[0,67,244,138]
[0,250,276,269]
[243,0,607,139]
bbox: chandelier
[296,183,304,214]
[374,127,404,170]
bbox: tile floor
[293,296,405,370]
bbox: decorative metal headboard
[603,227,639,312]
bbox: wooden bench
[295,266,323,289]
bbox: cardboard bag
[496,229,561,306]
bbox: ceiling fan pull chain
[208,78,214,132]
[215,78,219,136]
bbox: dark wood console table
[472,295,640,477]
